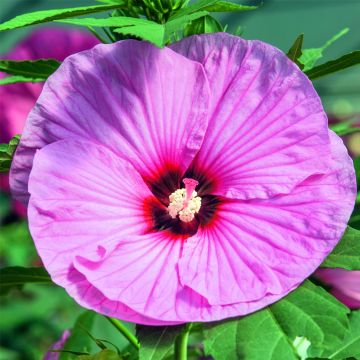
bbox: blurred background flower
[0,27,99,218]
[43,330,70,360]
[316,269,360,309]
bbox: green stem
[87,26,109,44]
[175,323,192,360]
[103,27,117,43]
[105,316,140,350]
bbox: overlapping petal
[178,131,356,311]
[74,233,182,317]
[11,40,209,204]
[27,139,184,324]
[28,139,154,266]
[172,33,331,200]
[57,267,183,325]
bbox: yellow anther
[167,179,201,223]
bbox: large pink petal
[73,232,183,319]
[171,33,331,200]
[60,267,183,325]
[28,139,157,265]
[27,139,185,325]
[11,40,209,204]
[178,131,356,308]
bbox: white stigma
[167,178,201,223]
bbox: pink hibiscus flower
[10,33,356,324]
[316,269,360,309]
[0,28,98,214]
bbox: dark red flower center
[142,161,222,239]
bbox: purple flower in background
[0,28,98,214]
[316,269,360,309]
[43,330,70,360]
[10,33,356,324]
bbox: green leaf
[114,20,168,47]
[321,227,360,270]
[0,221,37,266]
[287,33,304,69]
[96,0,123,3]
[324,310,360,359]
[299,28,349,71]
[0,266,52,295]
[334,127,360,136]
[120,344,139,360]
[271,281,350,356]
[114,11,207,47]
[113,25,164,46]
[57,17,164,47]
[0,59,60,80]
[59,12,207,47]
[57,16,161,30]
[202,1,257,12]
[0,135,21,173]
[164,11,208,40]
[169,0,216,20]
[0,75,44,85]
[52,350,90,357]
[354,157,360,183]
[350,208,360,229]
[0,134,20,158]
[77,349,123,359]
[306,50,360,80]
[137,325,183,360]
[203,281,350,360]
[0,4,125,31]
[60,311,96,360]
[204,309,298,360]
[184,14,223,36]
[330,118,360,136]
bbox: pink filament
[183,178,199,207]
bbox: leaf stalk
[175,323,192,360]
[105,316,140,350]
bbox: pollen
[168,178,201,223]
